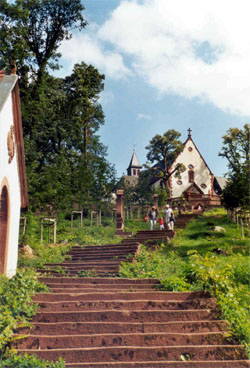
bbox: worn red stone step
[70,256,132,261]
[17,345,247,362]
[69,245,138,251]
[14,332,232,349]
[37,271,120,277]
[68,249,138,256]
[69,253,134,258]
[64,360,250,367]
[34,291,210,302]
[37,270,120,275]
[45,261,123,266]
[67,253,135,258]
[32,309,217,323]
[37,271,119,277]
[41,284,159,291]
[68,249,136,255]
[16,320,229,336]
[38,266,119,272]
[38,277,160,284]
[37,299,216,312]
[45,264,121,269]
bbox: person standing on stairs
[148,206,158,230]
[165,204,175,230]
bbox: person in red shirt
[158,217,164,230]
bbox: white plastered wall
[0,93,21,277]
[170,138,213,198]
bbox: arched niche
[0,186,9,274]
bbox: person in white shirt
[148,206,158,230]
[165,204,175,230]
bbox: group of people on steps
[147,204,175,231]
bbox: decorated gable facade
[0,72,28,277]
[152,130,223,209]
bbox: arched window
[188,170,194,183]
[0,186,9,274]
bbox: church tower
[127,151,142,177]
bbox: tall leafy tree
[0,1,117,211]
[145,130,186,190]
[0,0,86,86]
[219,124,250,209]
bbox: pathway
[15,216,249,367]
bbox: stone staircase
[14,225,249,367]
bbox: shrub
[0,353,65,368]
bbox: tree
[219,124,250,209]
[0,0,86,87]
[145,130,186,191]
[0,1,117,211]
[24,65,115,210]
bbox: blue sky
[57,0,250,177]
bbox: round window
[201,183,207,189]
[188,164,194,169]
[177,180,182,185]
[188,147,193,152]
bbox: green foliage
[189,251,250,344]
[120,213,250,345]
[18,213,71,269]
[19,212,122,268]
[120,246,190,291]
[219,124,250,210]
[0,269,47,353]
[0,0,86,80]
[124,219,149,233]
[145,129,186,190]
[0,2,116,211]
[0,353,65,368]
[22,64,116,211]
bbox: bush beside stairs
[14,215,250,367]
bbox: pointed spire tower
[127,150,142,177]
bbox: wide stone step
[64,361,250,368]
[16,320,229,336]
[34,291,210,302]
[67,252,135,258]
[70,256,132,261]
[37,299,216,312]
[38,265,120,272]
[17,345,247,362]
[32,309,217,323]
[37,271,120,277]
[38,277,160,285]
[44,262,123,268]
[14,332,231,349]
[69,245,138,251]
[41,284,159,291]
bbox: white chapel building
[151,129,224,209]
[0,71,28,277]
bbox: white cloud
[137,113,152,120]
[96,0,250,116]
[59,27,131,79]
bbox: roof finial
[188,128,192,138]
